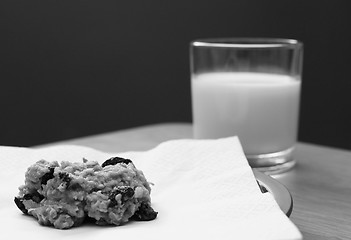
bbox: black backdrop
[1,0,350,149]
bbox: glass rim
[191,38,303,48]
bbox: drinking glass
[190,38,303,174]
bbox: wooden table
[39,123,351,239]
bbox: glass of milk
[190,38,303,174]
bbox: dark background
[1,0,350,149]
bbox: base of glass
[246,147,296,175]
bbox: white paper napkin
[0,137,302,240]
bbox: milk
[191,72,301,155]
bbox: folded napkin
[0,137,302,240]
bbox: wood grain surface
[38,123,351,240]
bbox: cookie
[14,157,157,229]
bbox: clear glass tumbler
[190,38,303,174]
